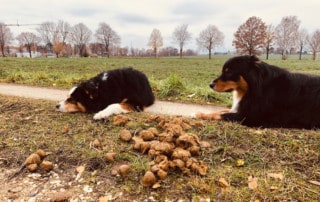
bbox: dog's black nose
[209,83,214,89]
[56,104,60,109]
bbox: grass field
[0,55,320,201]
[0,96,319,201]
[1,55,320,106]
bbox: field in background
[0,56,320,201]
[0,55,320,107]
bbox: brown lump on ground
[118,114,211,187]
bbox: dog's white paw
[190,112,197,118]
[93,111,109,120]
[93,103,129,120]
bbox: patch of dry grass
[0,96,320,201]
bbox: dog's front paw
[195,112,205,119]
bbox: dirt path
[0,83,226,117]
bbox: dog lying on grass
[56,67,155,120]
[196,55,320,129]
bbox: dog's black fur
[209,55,320,129]
[56,67,155,118]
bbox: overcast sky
[2,0,320,52]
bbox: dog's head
[56,81,99,113]
[210,55,261,93]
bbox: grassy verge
[1,96,319,201]
[1,56,319,107]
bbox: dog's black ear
[250,55,260,63]
[250,55,262,67]
[84,81,99,99]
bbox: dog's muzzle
[55,101,65,112]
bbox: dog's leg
[195,109,230,120]
[93,103,135,120]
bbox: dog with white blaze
[56,67,155,120]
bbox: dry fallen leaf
[267,173,284,180]
[270,186,279,190]
[98,196,109,202]
[152,182,161,189]
[218,177,230,188]
[92,139,101,148]
[309,180,320,186]
[248,176,258,190]
[76,165,85,174]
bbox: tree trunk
[154,48,157,58]
[299,46,302,60]
[105,46,109,58]
[179,48,182,59]
[0,43,5,57]
[312,51,316,60]
[208,49,212,59]
[282,50,287,60]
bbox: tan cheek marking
[64,102,81,112]
[77,102,86,112]
[214,80,238,92]
[235,76,248,98]
[119,103,135,112]
[214,76,248,96]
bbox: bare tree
[70,23,92,57]
[95,22,121,58]
[196,25,224,59]
[52,20,71,57]
[0,22,14,57]
[297,29,308,60]
[172,24,192,58]
[233,16,267,56]
[148,28,163,57]
[265,24,275,60]
[53,36,65,57]
[307,30,320,60]
[16,32,41,58]
[275,16,300,60]
[36,21,56,52]
[56,20,71,44]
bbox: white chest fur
[230,91,241,113]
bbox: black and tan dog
[56,67,155,120]
[197,55,320,129]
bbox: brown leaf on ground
[267,173,284,180]
[248,176,258,190]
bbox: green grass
[0,56,230,105]
[1,55,320,200]
[0,96,319,201]
[1,55,319,107]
